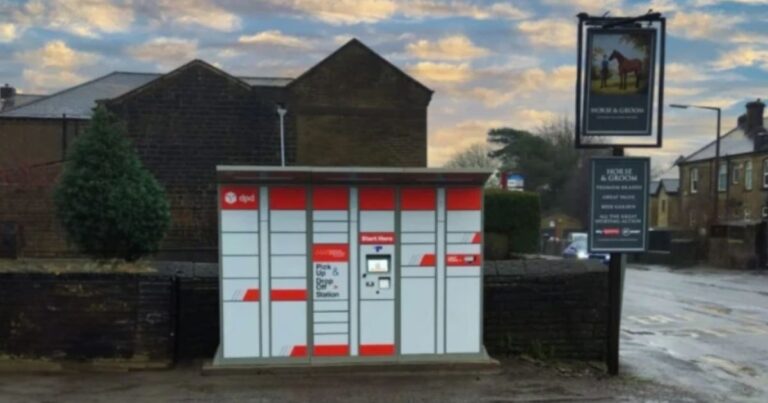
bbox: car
[562,239,610,264]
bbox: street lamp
[670,103,722,225]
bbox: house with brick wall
[675,99,768,267]
[0,39,433,260]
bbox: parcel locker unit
[213,166,492,367]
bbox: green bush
[54,106,170,261]
[484,189,540,254]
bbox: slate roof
[649,180,660,195]
[659,179,679,194]
[0,93,46,111]
[0,70,293,119]
[678,125,754,164]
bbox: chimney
[746,98,765,134]
[0,84,15,100]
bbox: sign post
[576,11,664,376]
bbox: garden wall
[0,259,607,365]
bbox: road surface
[622,265,768,402]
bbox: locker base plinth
[206,345,500,375]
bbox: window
[745,161,753,190]
[718,162,727,192]
[732,163,741,185]
[763,159,768,188]
[690,168,699,193]
[661,199,667,213]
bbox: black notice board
[589,157,649,252]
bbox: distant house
[650,179,680,229]
[676,100,767,231]
[0,39,433,260]
[675,99,767,268]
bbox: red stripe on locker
[312,187,349,210]
[313,344,349,356]
[400,188,436,210]
[242,289,260,301]
[312,244,349,262]
[419,254,436,266]
[471,232,482,244]
[446,188,482,210]
[289,345,307,357]
[446,254,482,266]
[220,186,259,210]
[359,188,395,210]
[271,289,308,301]
[360,232,395,244]
[360,344,395,356]
[270,187,306,210]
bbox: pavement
[621,264,768,403]
[0,357,703,403]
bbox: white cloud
[15,40,99,69]
[406,35,490,60]
[280,0,398,24]
[712,46,768,70]
[400,1,530,20]
[517,19,575,49]
[22,68,85,92]
[468,87,514,108]
[429,119,505,166]
[239,30,310,48]
[154,0,240,31]
[269,0,528,24]
[0,23,18,42]
[407,61,472,84]
[670,11,743,41]
[509,108,559,130]
[13,0,134,38]
[126,37,198,69]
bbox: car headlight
[577,251,588,259]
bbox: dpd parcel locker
[213,166,492,366]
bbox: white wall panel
[223,303,260,358]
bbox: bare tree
[443,143,498,169]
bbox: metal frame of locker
[213,166,492,367]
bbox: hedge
[484,189,541,255]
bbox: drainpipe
[276,103,287,167]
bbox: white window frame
[745,160,753,191]
[718,162,727,192]
[732,162,740,185]
[763,159,768,189]
[690,168,699,193]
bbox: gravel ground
[0,358,708,403]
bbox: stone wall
[0,163,72,258]
[106,63,287,261]
[0,272,175,367]
[484,259,608,360]
[0,259,608,364]
[289,40,431,167]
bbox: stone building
[675,99,767,267]
[0,39,433,260]
[649,179,680,229]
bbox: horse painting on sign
[589,31,652,96]
[609,50,642,90]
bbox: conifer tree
[54,106,170,261]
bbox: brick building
[675,99,767,267]
[649,179,680,229]
[0,39,433,260]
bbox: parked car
[562,239,609,264]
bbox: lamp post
[670,104,722,225]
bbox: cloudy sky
[1,0,767,174]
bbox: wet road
[622,265,768,402]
